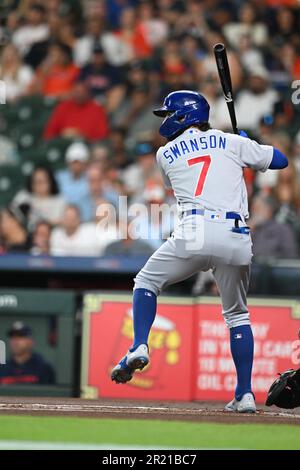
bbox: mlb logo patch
[234,334,243,339]
[211,214,221,220]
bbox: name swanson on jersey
[162,131,227,165]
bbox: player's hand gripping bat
[214,43,238,135]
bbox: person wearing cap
[235,66,279,131]
[0,322,55,385]
[55,142,90,220]
[43,79,109,141]
[78,43,125,113]
[121,142,157,197]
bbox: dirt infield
[0,397,299,425]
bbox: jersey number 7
[187,155,211,197]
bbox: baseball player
[111,90,288,413]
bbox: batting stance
[111,90,288,413]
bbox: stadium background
[0,0,300,450]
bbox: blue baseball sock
[230,324,254,401]
[130,288,157,351]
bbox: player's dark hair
[27,165,59,196]
[195,122,211,131]
[168,122,211,141]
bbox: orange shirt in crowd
[115,25,152,58]
[43,99,109,141]
[37,63,79,98]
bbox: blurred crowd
[0,0,300,261]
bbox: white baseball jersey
[156,127,273,218]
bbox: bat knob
[214,43,225,52]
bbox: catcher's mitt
[265,368,300,409]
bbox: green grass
[0,415,299,449]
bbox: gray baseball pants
[134,211,253,329]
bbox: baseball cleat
[225,393,256,413]
[111,344,149,384]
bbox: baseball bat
[213,43,238,134]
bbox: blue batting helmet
[153,90,210,139]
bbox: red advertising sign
[81,294,300,403]
[194,301,300,403]
[81,294,194,400]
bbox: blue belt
[184,209,250,234]
[184,209,242,221]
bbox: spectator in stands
[271,6,296,45]
[235,67,279,131]
[116,6,152,59]
[0,322,55,385]
[13,166,66,226]
[82,163,120,222]
[31,220,52,255]
[273,161,300,241]
[196,31,243,90]
[50,204,111,256]
[249,193,298,259]
[223,2,268,48]
[56,142,90,221]
[102,162,125,203]
[137,1,169,48]
[121,142,157,199]
[196,72,228,130]
[12,3,49,57]
[73,14,105,67]
[102,6,152,67]
[104,218,153,256]
[235,33,265,73]
[106,0,134,29]
[0,205,31,253]
[90,142,110,169]
[0,43,33,102]
[43,79,109,141]
[2,0,300,268]
[29,42,79,99]
[23,11,63,69]
[115,84,157,143]
[78,43,125,113]
[109,127,128,168]
[255,132,291,191]
[130,180,174,251]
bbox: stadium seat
[0,165,25,208]
[0,105,20,136]
[19,147,48,176]
[43,137,75,171]
[12,121,45,151]
[0,96,57,140]
[14,95,57,123]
